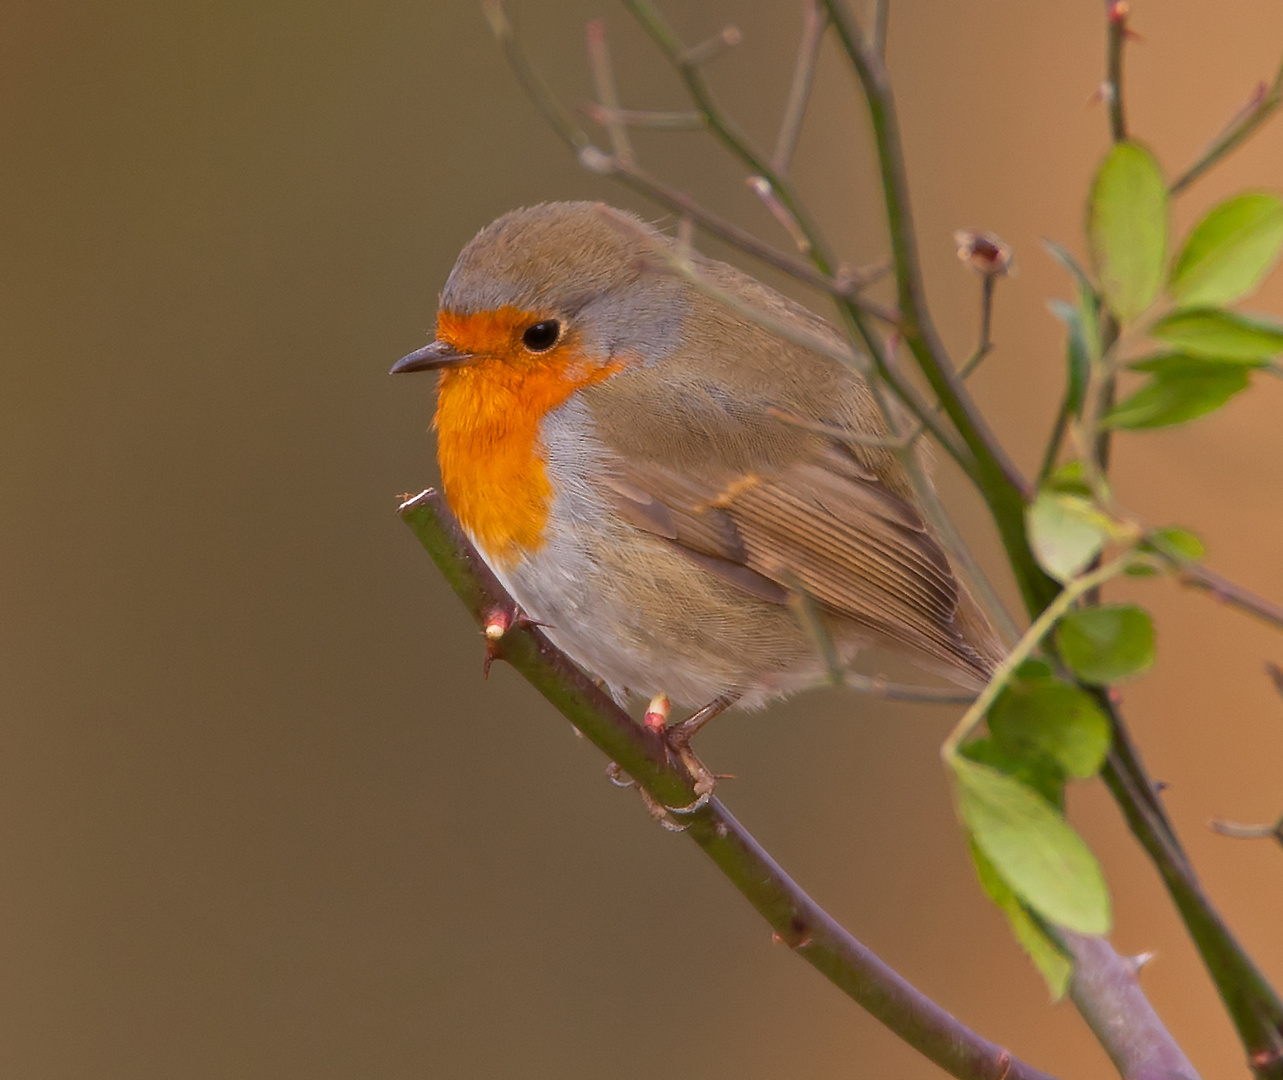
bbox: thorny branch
[1170,54,1283,196]
[401,490,1059,1080]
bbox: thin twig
[841,670,976,704]
[1209,818,1283,845]
[872,0,889,59]
[772,0,827,174]
[400,489,1061,1080]
[1170,56,1283,195]
[1268,662,1283,699]
[486,0,860,303]
[821,1,1046,623]
[1178,564,1283,632]
[585,20,633,164]
[581,103,706,130]
[747,176,813,253]
[1104,1,1128,143]
[941,554,1140,761]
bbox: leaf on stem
[1056,604,1155,684]
[1105,359,1252,429]
[970,842,1073,999]
[1150,307,1283,360]
[1143,525,1205,563]
[1048,298,1094,417]
[952,756,1111,935]
[988,674,1113,779]
[1026,491,1113,583]
[1087,142,1169,321]
[963,731,1065,809]
[1168,192,1283,307]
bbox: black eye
[521,320,560,352]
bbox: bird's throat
[434,355,618,567]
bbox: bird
[392,201,1001,804]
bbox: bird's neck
[434,356,618,567]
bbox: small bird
[393,202,1000,801]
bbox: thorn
[1250,1047,1283,1072]
[995,1051,1012,1080]
[1088,81,1115,108]
[1266,661,1283,698]
[643,692,671,733]
[1128,951,1156,975]
[605,762,635,788]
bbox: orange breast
[433,308,620,567]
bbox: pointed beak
[389,339,473,374]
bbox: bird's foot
[662,693,739,815]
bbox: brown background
[2,1,1281,1077]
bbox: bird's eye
[521,320,561,352]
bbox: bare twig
[747,176,813,253]
[585,20,633,164]
[1178,564,1283,633]
[1104,1,1129,142]
[486,1,852,302]
[872,0,889,59]
[841,670,975,704]
[772,1,827,174]
[683,23,741,67]
[1209,818,1283,846]
[821,0,1046,622]
[400,489,1061,1080]
[582,103,706,130]
[1268,662,1283,699]
[1170,56,1283,195]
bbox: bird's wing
[603,442,992,684]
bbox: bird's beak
[389,339,473,374]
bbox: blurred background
[2,1,1281,1076]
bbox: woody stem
[401,490,1060,1080]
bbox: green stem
[941,554,1137,760]
[822,0,1055,618]
[1169,55,1283,196]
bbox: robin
[393,201,1000,805]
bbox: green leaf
[1043,460,1094,498]
[1056,604,1155,684]
[962,735,1066,810]
[1104,365,1251,429]
[1143,525,1205,563]
[952,757,1111,934]
[989,676,1112,779]
[1150,308,1283,360]
[970,843,1072,999]
[1130,350,1265,372]
[1048,299,1093,418]
[1026,491,1112,583]
[1043,238,1096,297]
[1087,142,1168,320]
[1169,192,1283,307]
